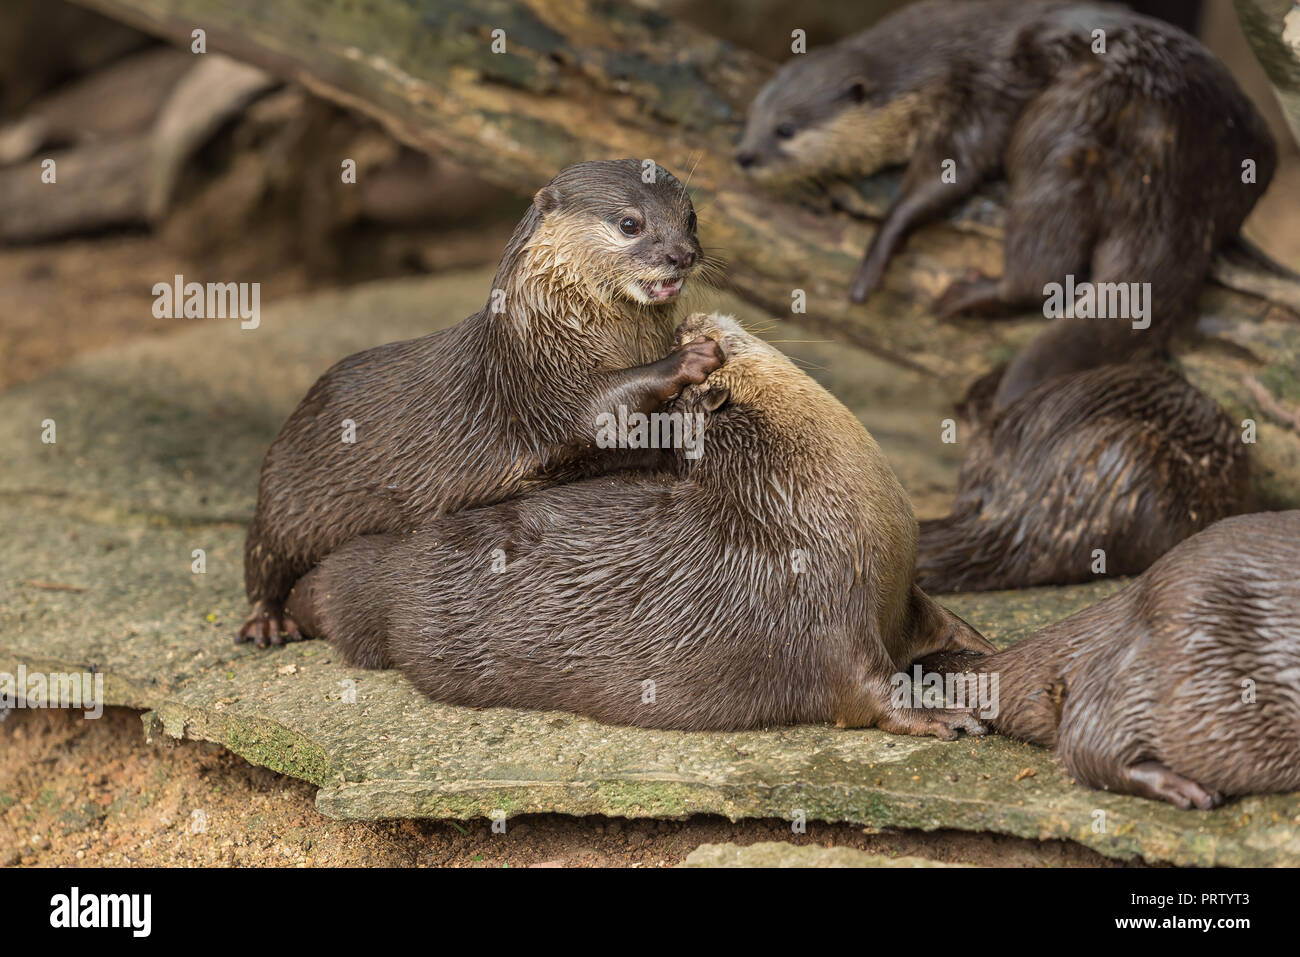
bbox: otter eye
[775,122,796,139]
[618,216,643,237]
[687,211,697,232]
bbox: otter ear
[533,185,562,215]
[845,78,868,104]
[699,384,730,413]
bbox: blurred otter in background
[239,159,722,645]
[919,512,1300,809]
[735,0,1276,403]
[915,361,1253,593]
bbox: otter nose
[665,247,696,269]
[734,151,757,169]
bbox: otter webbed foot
[876,706,988,740]
[1120,761,1224,810]
[933,271,1012,318]
[236,600,305,648]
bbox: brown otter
[735,0,1276,403]
[916,360,1253,593]
[239,159,722,645]
[284,313,994,735]
[919,511,1300,808]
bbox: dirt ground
[0,707,1128,868]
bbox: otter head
[734,46,927,185]
[511,159,703,309]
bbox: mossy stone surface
[3,271,1297,866]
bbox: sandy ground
[0,707,1127,868]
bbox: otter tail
[1211,235,1300,315]
[915,515,1013,594]
[906,584,995,660]
[284,534,397,670]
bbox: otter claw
[236,603,303,648]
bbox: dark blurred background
[1,0,1295,394]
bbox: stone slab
[3,270,1298,867]
[679,842,968,867]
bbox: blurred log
[61,0,1300,504]
[0,53,274,243]
[0,48,190,166]
[0,135,150,241]
[0,0,150,117]
[1235,0,1300,149]
[67,0,1300,362]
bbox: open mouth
[639,277,685,301]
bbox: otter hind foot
[236,600,304,648]
[876,706,988,741]
[1121,761,1224,810]
[933,272,1011,319]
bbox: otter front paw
[657,336,725,400]
[675,336,725,382]
[236,600,304,648]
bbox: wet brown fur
[240,160,717,644]
[920,512,1300,808]
[737,0,1276,403]
[286,314,994,735]
[916,361,1253,592]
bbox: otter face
[530,159,703,307]
[735,49,922,184]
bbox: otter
[284,313,994,735]
[736,0,1276,403]
[238,160,722,645]
[919,511,1300,808]
[916,361,1253,593]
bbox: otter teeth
[642,278,685,300]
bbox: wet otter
[285,313,994,735]
[239,160,721,645]
[736,0,1275,400]
[916,361,1253,592]
[920,511,1300,808]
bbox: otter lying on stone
[239,160,722,645]
[920,511,1300,808]
[917,361,1253,592]
[285,313,993,736]
[736,0,1275,402]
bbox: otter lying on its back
[922,512,1300,808]
[737,0,1275,403]
[917,361,1253,592]
[240,160,721,645]
[286,314,993,735]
